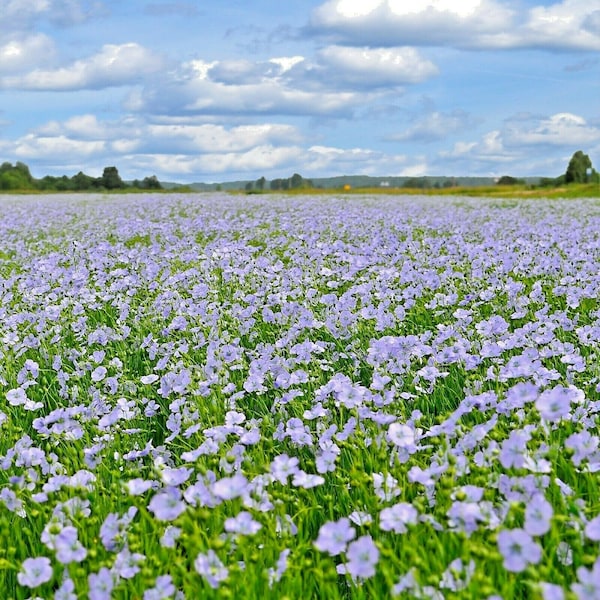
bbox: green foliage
[269,173,314,191]
[101,166,125,189]
[0,161,162,193]
[565,150,594,184]
[496,175,525,185]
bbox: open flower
[17,557,53,588]
[314,518,356,556]
[497,528,542,572]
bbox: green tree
[101,166,125,189]
[255,176,266,191]
[290,173,303,189]
[565,150,593,184]
[142,175,162,189]
[72,171,95,190]
[497,175,524,185]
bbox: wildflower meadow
[1,193,600,599]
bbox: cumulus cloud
[132,144,421,179]
[308,45,438,88]
[1,43,168,90]
[127,45,437,119]
[503,113,600,147]
[13,134,106,161]
[5,115,307,175]
[0,34,56,73]
[129,57,368,118]
[309,0,514,47]
[32,114,304,154]
[303,144,421,175]
[387,110,480,143]
[439,112,600,174]
[309,0,600,51]
[4,112,427,180]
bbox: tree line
[0,162,162,192]
[245,173,314,193]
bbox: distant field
[1,193,600,598]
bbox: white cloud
[131,58,367,117]
[13,134,106,161]
[1,43,167,90]
[439,112,600,175]
[33,114,304,154]
[310,0,600,51]
[504,113,600,147]
[3,112,428,180]
[310,0,514,47]
[388,110,479,142]
[312,45,438,87]
[520,0,600,51]
[0,34,56,73]
[132,145,305,177]
[128,45,436,119]
[304,144,419,175]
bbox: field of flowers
[1,193,600,599]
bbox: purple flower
[160,525,182,548]
[125,478,155,495]
[212,474,248,500]
[88,567,115,600]
[380,502,418,534]
[566,431,599,467]
[536,386,573,421]
[499,429,531,469]
[113,546,145,579]
[540,583,565,600]
[17,557,53,588]
[585,515,600,541]
[270,454,300,484]
[373,472,401,502]
[387,422,417,452]
[292,470,324,489]
[267,549,290,588]
[91,366,107,382]
[224,511,262,536]
[440,558,475,592]
[54,526,87,564]
[497,528,542,572]
[572,557,600,599]
[194,550,228,589]
[143,574,176,600]
[149,488,187,521]
[524,494,553,536]
[314,517,356,556]
[54,574,77,600]
[100,507,137,550]
[337,535,380,579]
[160,467,193,487]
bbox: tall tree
[565,150,593,184]
[101,166,125,189]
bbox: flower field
[1,193,600,599]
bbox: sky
[0,0,599,183]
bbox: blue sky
[0,0,599,183]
